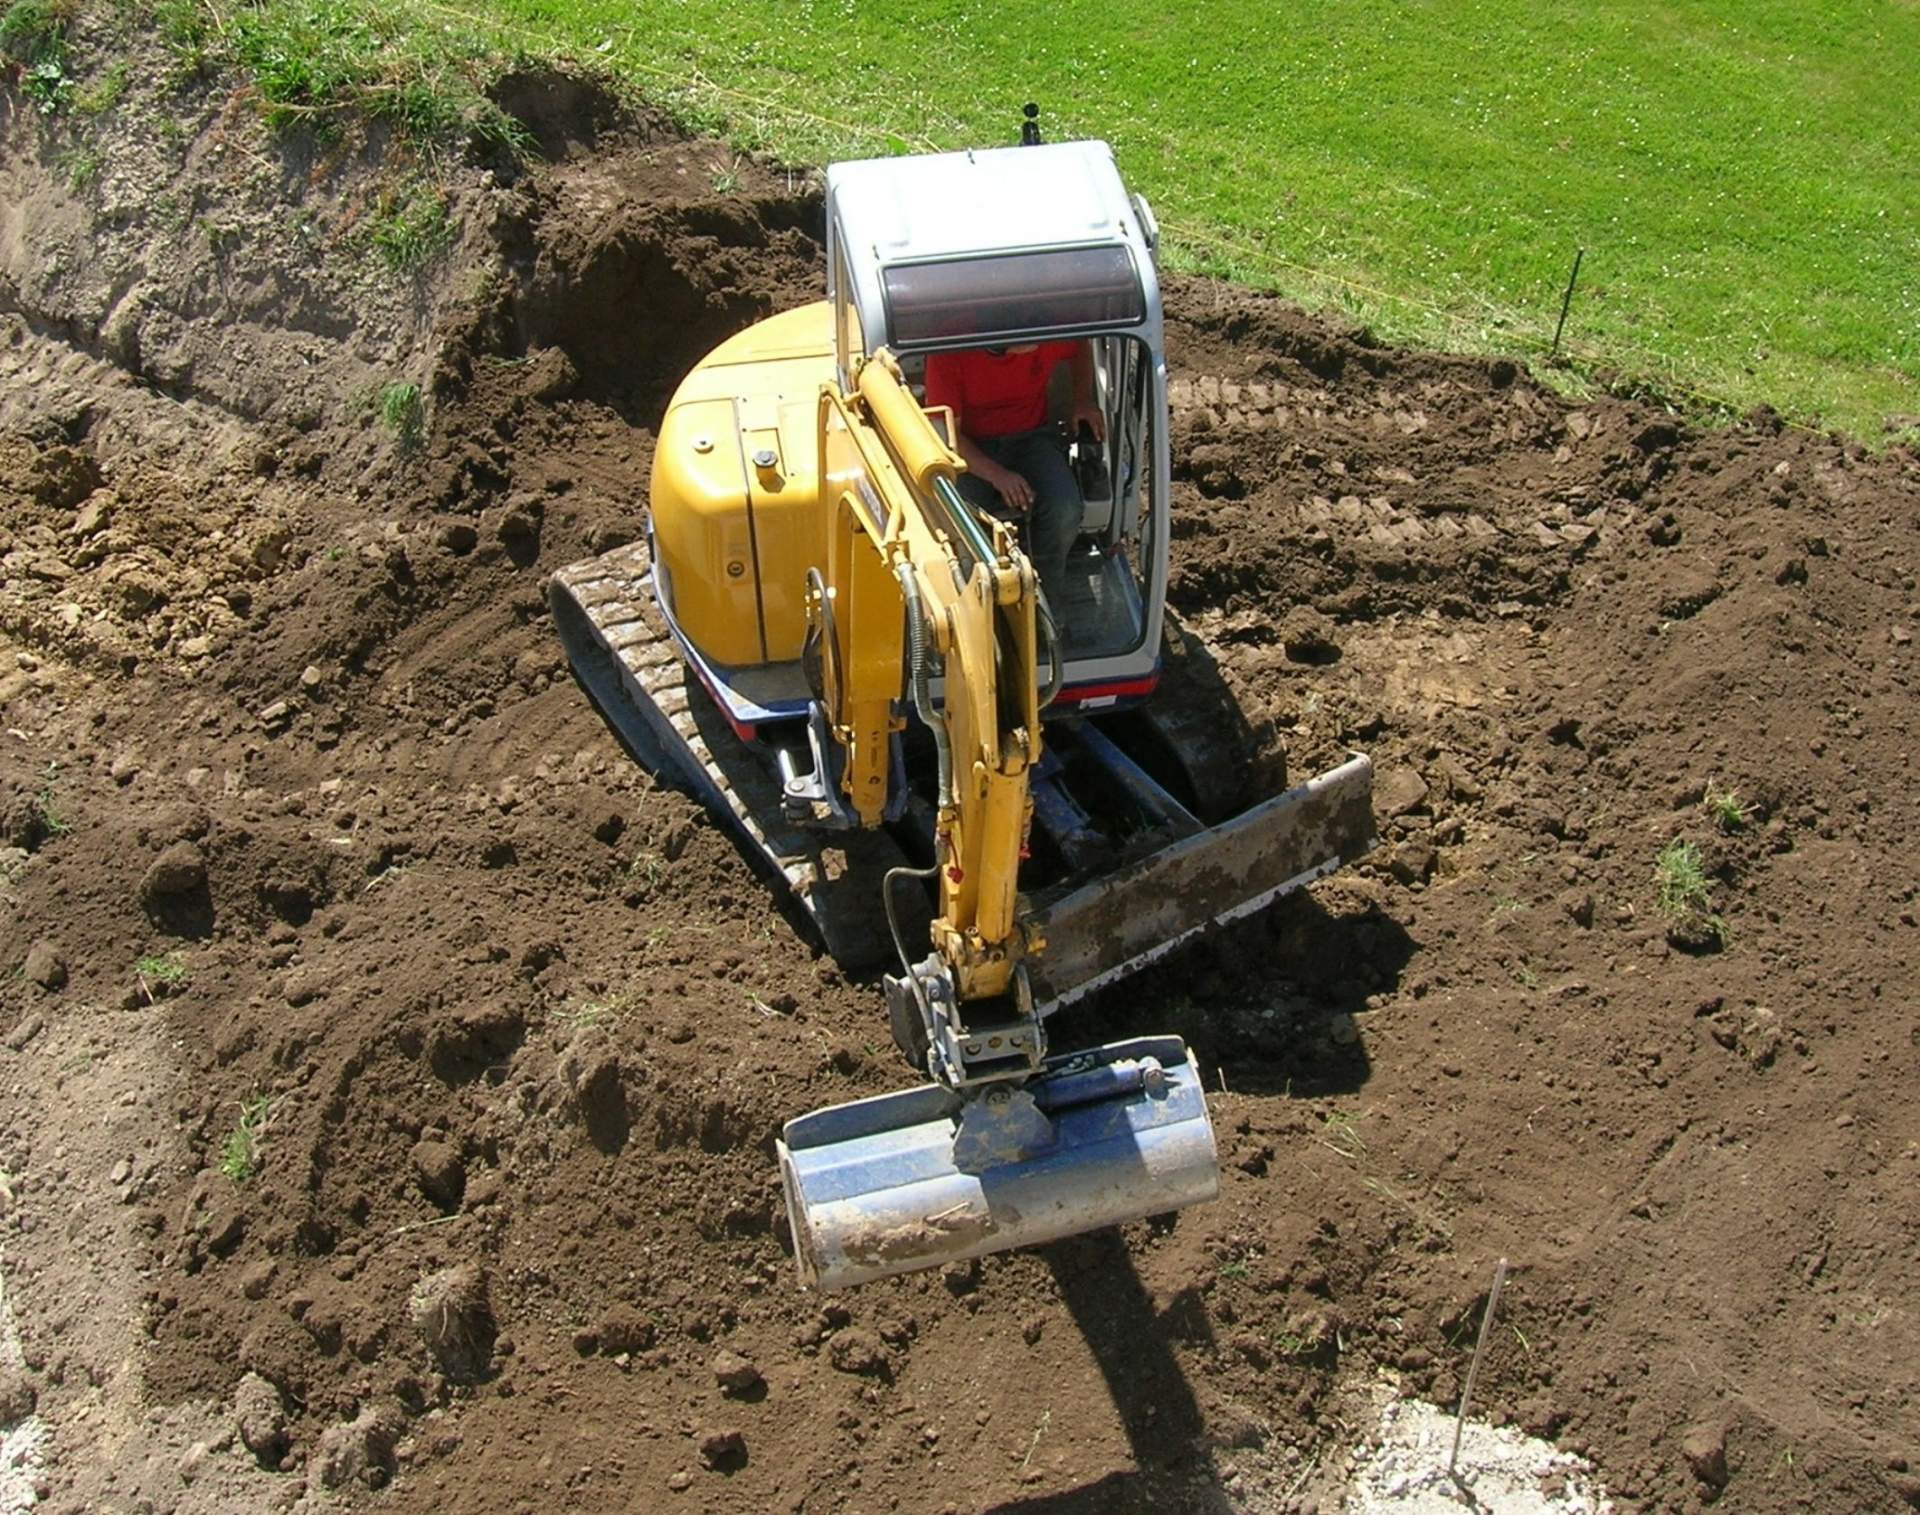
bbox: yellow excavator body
[648,302,836,667]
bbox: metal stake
[1550,250,1585,358]
[1447,1255,1509,1480]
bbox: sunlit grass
[452,0,1918,436]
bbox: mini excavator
[550,134,1375,1288]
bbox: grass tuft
[34,761,71,837]
[369,180,452,271]
[1704,783,1750,833]
[0,0,74,111]
[136,949,188,1000]
[1654,839,1709,916]
[1654,838,1728,947]
[153,0,213,79]
[376,380,424,447]
[72,55,125,113]
[550,991,636,1034]
[223,0,532,155]
[623,850,667,895]
[62,144,102,189]
[218,1094,275,1182]
[136,952,187,982]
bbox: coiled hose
[890,564,948,1010]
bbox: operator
[924,341,1104,602]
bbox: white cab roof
[828,140,1142,263]
[826,140,1160,357]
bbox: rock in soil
[697,1426,746,1469]
[239,1258,276,1300]
[410,1138,467,1210]
[407,1264,496,1382]
[827,1328,889,1377]
[0,1365,38,1426]
[595,1304,656,1356]
[4,1015,44,1052]
[22,939,66,990]
[139,840,207,905]
[233,1371,289,1463]
[308,1402,402,1493]
[711,1348,762,1396]
[1682,1421,1730,1488]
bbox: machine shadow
[984,1228,1234,1515]
[979,885,1411,1513]
[1211,888,1416,1101]
[1048,887,1414,1106]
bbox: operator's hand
[1073,401,1107,443]
[988,463,1034,510]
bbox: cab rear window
[883,246,1144,349]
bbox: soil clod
[22,940,65,990]
[308,1402,402,1494]
[697,1426,747,1470]
[1682,1421,1731,1489]
[410,1139,467,1211]
[233,1371,289,1465]
[827,1328,890,1377]
[139,841,207,906]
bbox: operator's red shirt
[923,342,1076,439]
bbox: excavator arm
[816,353,1039,1006]
[778,354,1223,1288]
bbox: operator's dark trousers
[955,428,1082,600]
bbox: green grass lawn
[19,0,1920,434]
[485,0,1920,435]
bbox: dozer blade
[779,1036,1217,1290]
[1025,753,1376,1010]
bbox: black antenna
[1020,102,1042,146]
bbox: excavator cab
[550,140,1377,1289]
[825,148,1171,703]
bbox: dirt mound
[3,51,1919,1515]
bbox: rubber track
[550,541,904,971]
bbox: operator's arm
[925,353,1034,510]
[1070,342,1106,442]
[951,434,1033,511]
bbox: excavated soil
[3,54,1919,1515]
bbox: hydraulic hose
[897,562,952,811]
[1035,587,1064,710]
[884,860,942,989]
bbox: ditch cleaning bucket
[777,1035,1218,1290]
